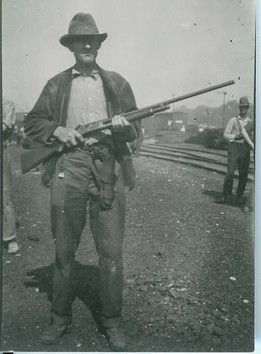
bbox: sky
[2,0,256,112]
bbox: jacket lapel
[98,66,121,117]
[56,69,73,126]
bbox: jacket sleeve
[113,79,142,143]
[24,80,60,144]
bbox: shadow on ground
[202,189,246,207]
[24,262,103,328]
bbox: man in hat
[24,13,142,351]
[218,96,253,204]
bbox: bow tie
[72,71,98,80]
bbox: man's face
[239,105,249,117]
[70,37,100,66]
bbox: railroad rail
[139,142,254,181]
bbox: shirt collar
[72,67,99,80]
[238,116,251,121]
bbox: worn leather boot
[216,194,231,204]
[7,240,19,254]
[41,322,71,344]
[104,326,127,351]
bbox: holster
[41,155,60,188]
[93,156,117,209]
[114,141,136,190]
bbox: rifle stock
[20,141,63,174]
[21,79,235,174]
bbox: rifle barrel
[136,80,235,112]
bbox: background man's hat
[239,96,250,107]
[60,13,108,47]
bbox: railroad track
[140,143,254,181]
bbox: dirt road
[1,145,254,352]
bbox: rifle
[21,79,235,174]
[236,118,254,149]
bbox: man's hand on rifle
[111,115,130,133]
[52,126,85,148]
[237,119,254,150]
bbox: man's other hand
[111,115,130,133]
[234,133,243,141]
[52,126,84,147]
[2,123,8,132]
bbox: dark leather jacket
[24,66,141,187]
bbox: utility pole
[218,91,227,129]
[206,109,211,128]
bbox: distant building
[142,111,188,136]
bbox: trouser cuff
[51,311,72,325]
[3,234,17,242]
[102,316,121,328]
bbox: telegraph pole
[218,91,227,129]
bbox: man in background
[219,96,253,204]
[2,97,19,254]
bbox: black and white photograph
[1,0,258,352]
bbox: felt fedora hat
[60,13,108,47]
[239,96,250,107]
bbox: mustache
[80,51,95,55]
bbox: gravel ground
[1,144,254,352]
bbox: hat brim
[60,33,108,47]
